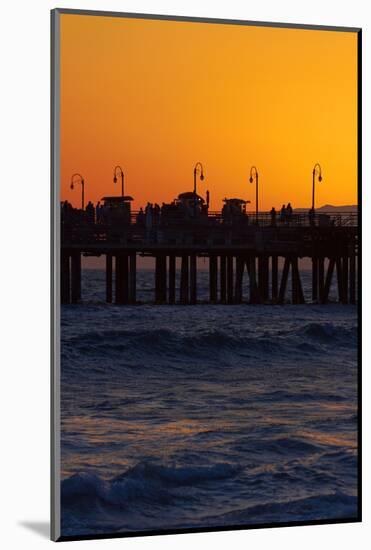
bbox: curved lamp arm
[70,173,85,209]
[113,165,124,197]
[312,163,323,211]
[249,166,259,223]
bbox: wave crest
[62,461,239,509]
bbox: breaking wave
[62,321,356,369]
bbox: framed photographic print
[51,9,361,542]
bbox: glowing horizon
[60,14,358,212]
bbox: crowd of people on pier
[61,197,209,227]
[61,197,326,229]
[269,203,294,225]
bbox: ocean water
[60,269,358,537]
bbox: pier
[61,198,358,305]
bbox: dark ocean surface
[60,269,358,537]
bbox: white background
[0,0,368,548]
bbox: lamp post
[312,163,323,211]
[113,165,124,197]
[249,166,259,224]
[193,162,205,215]
[70,173,85,210]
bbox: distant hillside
[293,204,357,213]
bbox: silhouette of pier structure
[61,192,358,306]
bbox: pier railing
[183,211,358,228]
[61,209,358,246]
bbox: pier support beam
[312,257,318,302]
[115,254,129,304]
[342,256,349,304]
[227,256,234,304]
[335,257,344,304]
[168,255,176,304]
[249,256,259,304]
[106,254,112,303]
[129,253,136,304]
[190,254,197,304]
[71,252,81,304]
[115,256,121,303]
[61,252,70,304]
[234,256,244,304]
[291,256,305,304]
[155,254,167,303]
[271,255,278,302]
[258,256,269,302]
[122,255,129,304]
[258,256,263,298]
[349,253,356,304]
[322,258,335,304]
[318,257,325,303]
[278,257,290,304]
[209,255,217,303]
[180,255,189,304]
[220,255,226,303]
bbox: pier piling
[115,254,122,304]
[71,252,81,304]
[61,252,70,304]
[122,254,129,304]
[318,257,325,303]
[249,256,259,304]
[209,255,218,303]
[278,257,290,304]
[272,255,278,302]
[335,258,344,304]
[258,256,269,302]
[180,255,189,304]
[342,256,349,304]
[234,256,244,304]
[115,254,129,304]
[322,257,335,304]
[155,254,167,303]
[169,255,176,304]
[129,253,136,304]
[291,257,304,304]
[106,254,112,303]
[227,256,234,304]
[312,257,318,302]
[349,253,356,304]
[220,256,227,303]
[190,254,197,304]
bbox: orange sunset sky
[60,13,358,212]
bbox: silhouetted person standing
[86,201,95,224]
[145,203,152,240]
[280,204,286,223]
[270,207,277,226]
[101,204,107,224]
[286,203,293,224]
[136,207,145,226]
[153,203,160,225]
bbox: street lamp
[249,166,259,224]
[70,173,85,210]
[193,162,205,214]
[312,163,323,211]
[113,165,124,197]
